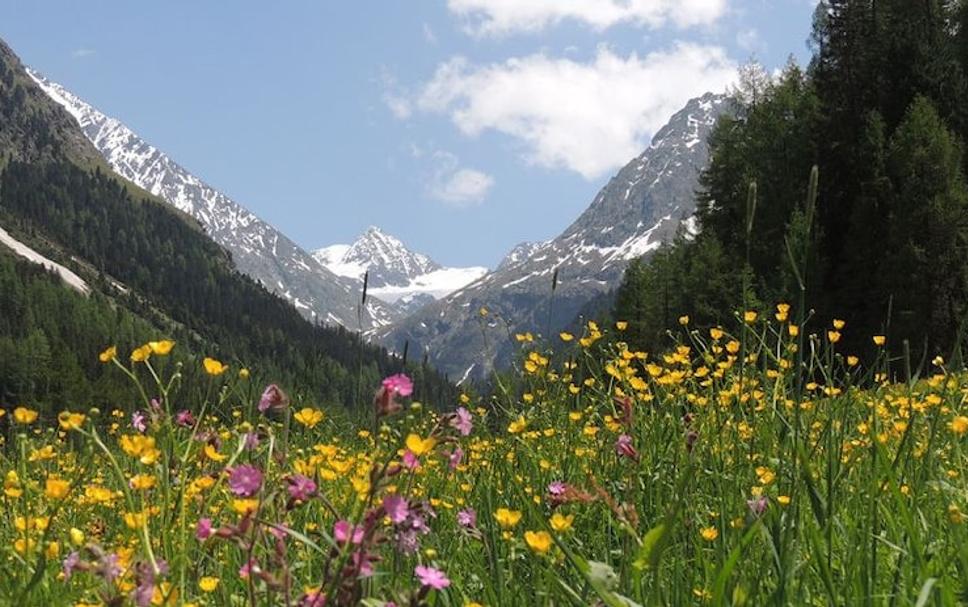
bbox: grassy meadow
[2,307,968,606]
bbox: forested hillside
[0,39,453,413]
[616,0,968,363]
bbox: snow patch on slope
[0,226,90,295]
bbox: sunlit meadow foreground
[2,308,968,606]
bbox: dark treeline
[616,0,968,364]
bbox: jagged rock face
[497,242,544,271]
[314,227,441,288]
[27,70,399,330]
[314,227,487,311]
[377,93,733,382]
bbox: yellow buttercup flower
[950,416,968,435]
[678,315,690,326]
[294,407,325,428]
[507,416,527,434]
[58,411,86,431]
[405,433,436,456]
[493,508,522,529]
[549,512,574,533]
[203,444,227,462]
[130,344,152,363]
[775,303,790,322]
[199,577,220,592]
[203,357,228,376]
[700,527,719,541]
[149,340,175,355]
[615,321,628,331]
[4,471,22,498]
[743,311,757,323]
[13,407,38,424]
[129,474,156,490]
[99,346,117,363]
[45,478,70,500]
[69,528,85,546]
[120,435,161,465]
[524,530,553,554]
[232,499,260,515]
[873,335,886,346]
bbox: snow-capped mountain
[27,69,399,330]
[497,241,546,270]
[314,226,487,314]
[378,93,733,381]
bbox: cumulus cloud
[447,0,728,36]
[413,44,736,179]
[427,151,494,207]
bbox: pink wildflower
[615,434,639,461]
[415,565,450,590]
[448,447,464,470]
[747,495,768,517]
[258,384,289,413]
[450,406,473,436]
[132,411,147,433]
[402,450,420,469]
[383,495,410,524]
[457,508,477,528]
[382,373,413,397]
[174,409,195,428]
[333,520,364,545]
[287,474,317,502]
[228,465,263,497]
[195,518,213,540]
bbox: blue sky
[0,1,816,267]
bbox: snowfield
[0,226,90,295]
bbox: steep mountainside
[0,38,454,410]
[315,226,487,314]
[27,70,399,330]
[378,93,732,381]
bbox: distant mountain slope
[314,226,487,314]
[378,93,732,381]
[0,38,454,410]
[27,70,399,330]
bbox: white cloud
[414,44,736,179]
[447,0,727,36]
[427,151,494,206]
[384,94,412,119]
[71,48,96,59]
[736,28,763,52]
[379,69,413,119]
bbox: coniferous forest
[616,0,968,365]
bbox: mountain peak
[319,227,441,287]
[313,227,487,310]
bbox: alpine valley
[24,57,730,383]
